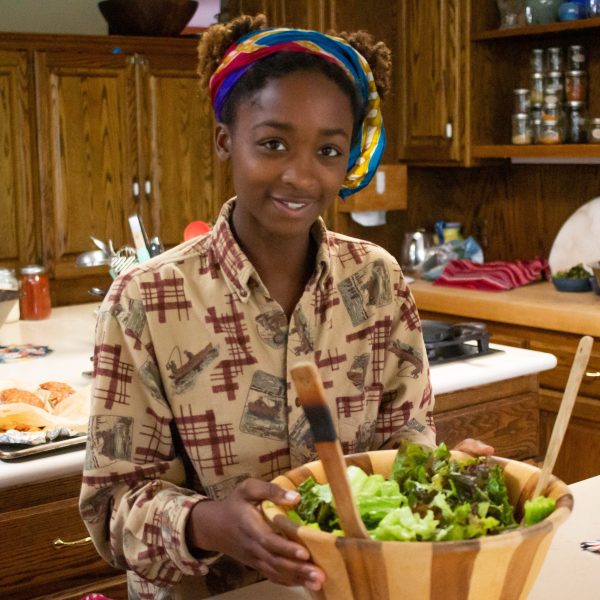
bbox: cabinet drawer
[528,331,600,399]
[434,391,539,460]
[0,497,122,599]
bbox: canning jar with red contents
[19,265,51,320]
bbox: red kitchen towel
[434,258,550,291]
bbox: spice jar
[539,117,563,144]
[567,45,586,71]
[513,88,531,114]
[19,265,51,320]
[565,70,587,102]
[530,73,544,104]
[589,117,600,143]
[565,101,588,143]
[512,113,532,144]
[544,72,564,102]
[546,47,563,72]
[531,48,544,73]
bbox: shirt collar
[211,198,333,302]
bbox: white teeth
[284,201,304,210]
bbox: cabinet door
[0,50,38,268]
[139,52,221,248]
[398,0,466,163]
[35,50,139,280]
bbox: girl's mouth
[274,198,308,211]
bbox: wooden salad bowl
[262,450,573,600]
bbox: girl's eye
[262,139,286,151]
[320,146,342,158]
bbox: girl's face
[215,70,354,243]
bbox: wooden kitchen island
[0,304,556,599]
[410,279,600,484]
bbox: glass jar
[565,101,588,143]
[539,117,563,144]
[565,70,587,102]
[531,103,544,121]
[567,45,586,71]
[531,48,545,73]
[526,0,561,24]
[514,88,531,114]
[19,265,51,320]
[589,117,600,143]
[531,117,543,143]
[546,46,563,72]
[512,113,532,144]
[530,73,545,104]
[544,72,564,102]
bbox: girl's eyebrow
[253,120,350,139]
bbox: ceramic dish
[548,197,600,274]
[552,277,592,292]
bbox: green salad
[554,263,590,279]
[287,442,556,541]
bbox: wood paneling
[0,50,38,268]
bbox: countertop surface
[0,303,556,488]
[410,279,600,338]
[211,474,600,599]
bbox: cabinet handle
[144,177,152,201]
[53,536,92,548]
[132,177,141,203]
[585,371,600,380]
[445,121,453,141]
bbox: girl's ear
[214,123,232,160]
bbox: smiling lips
[274,197,308,211]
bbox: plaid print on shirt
[80,198,435,599]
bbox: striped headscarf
[209,27,386,199]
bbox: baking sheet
[0,433,86,460]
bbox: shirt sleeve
[79,281,214,586]
[373,264,437,450]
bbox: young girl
[80,14,490,599]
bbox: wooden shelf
[472,144,600,158]
[472,17,600,41]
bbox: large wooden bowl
[263,450,572,600]
[98,0,198,37]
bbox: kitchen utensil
[76,250,112,268]
[89,236,113,257]
[263,450,572,600]
[88,287,108,298]
[290,361,369,539]
[400,229,435,273]
[529,335,593,501]
[128,213,151,263]
[548,197,600,274]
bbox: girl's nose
[281,154,316,189]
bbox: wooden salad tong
[290,361,370,539]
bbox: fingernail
[284,490,300,501]
[295,548,309,560]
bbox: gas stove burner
[421,320,501,365]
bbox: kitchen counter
[409,279,600,338]
[0,303,556,488]
[210,474,600,599]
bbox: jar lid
[568,44,583,50]
[566,101,585,107]
[531,72,544,79]
[513,113,529,120]
[545,71,563,78]
[565,70,586,76]
[513,88,530,94]
[20,264,46,275]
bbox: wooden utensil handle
[291,361,370,539]
[532,335,593,499]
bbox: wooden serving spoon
[530,335,594,500]
[290,361,370,539]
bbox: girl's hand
[186,478,325,591]
[453,438,494,457]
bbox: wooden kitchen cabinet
[0,473,127,600]
[0,49,39,269]
[34,38,220,301]
[398,0,467,164]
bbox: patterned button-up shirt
[79,199,436,599]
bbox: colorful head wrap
[209,27,386,199]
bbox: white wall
[0,0,219,36]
